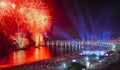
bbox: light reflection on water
[0,45,90,68]
[0,47,52,68]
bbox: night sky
[47,0,120,40]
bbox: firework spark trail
[0,0,52,47]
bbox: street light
[96,56,99,59]
[72,59,76,62]
[85,56,89,61]
[99,60,102,70]
[62,63,67,70]
[86,61,90,69]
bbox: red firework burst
[0,0,52,47]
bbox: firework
[0,0,52,48]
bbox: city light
[72,59,77,62]
[96,56,99,59]
[81,50,106,56]
[85,56,89,61]
[86,61,90,69]
[62,63,67,68]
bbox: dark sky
[47,0,120,40]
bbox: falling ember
[35,33,44,46]
[11,33,29,48]
[0,0,52,48]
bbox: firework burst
[0,0,52,48]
